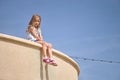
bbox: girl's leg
[46,43,57,66]
[36,41,47,58]
[36,41,50,63]
[47,43,53,59]
[42,44,47,58]
[36,41,57,66]
[42,44,50,63]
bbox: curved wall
[0,33,80,80]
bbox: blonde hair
[26,14,41,32]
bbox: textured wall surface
[0,33,80,80]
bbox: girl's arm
[39,32,43,41]
[30,27,42,41]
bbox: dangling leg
[36,41,49,63]
[42,44,47,58]
[42,43,50,63]
[47,43,53,59]
[47,43,57,66]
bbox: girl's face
[33,16,40,28]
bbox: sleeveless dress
[26,27,41,42]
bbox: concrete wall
[0,33,80,80]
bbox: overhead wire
[70,56,120,64]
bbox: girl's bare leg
[37,41,57,66]
[36,41,47,58]
[42,44,47,58]
[46,42,57,66]
[47,43,53,59]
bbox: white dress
[26,27,41,42]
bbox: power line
[70,56,120,64]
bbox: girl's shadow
[40,53,49,80]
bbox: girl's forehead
[34,17,40,20]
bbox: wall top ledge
[0,33,80,75]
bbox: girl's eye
[35,20,40,22]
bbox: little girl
[26,14,57,66]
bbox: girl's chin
[35,26,37,28]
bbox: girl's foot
[49,59,58,66]
[43,58,49,63]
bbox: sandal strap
[49,59,57,66]
[43,58,50,63]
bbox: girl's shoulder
[28,25,35,30]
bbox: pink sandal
[43,58,50,63]
[49,59,58,66]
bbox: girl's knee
[47,43,52,48]
[42,44,47,49]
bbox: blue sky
[0,0,120,80]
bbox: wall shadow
[40,50,43,80]
[40,49,49,80]
[45,64,49,80]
